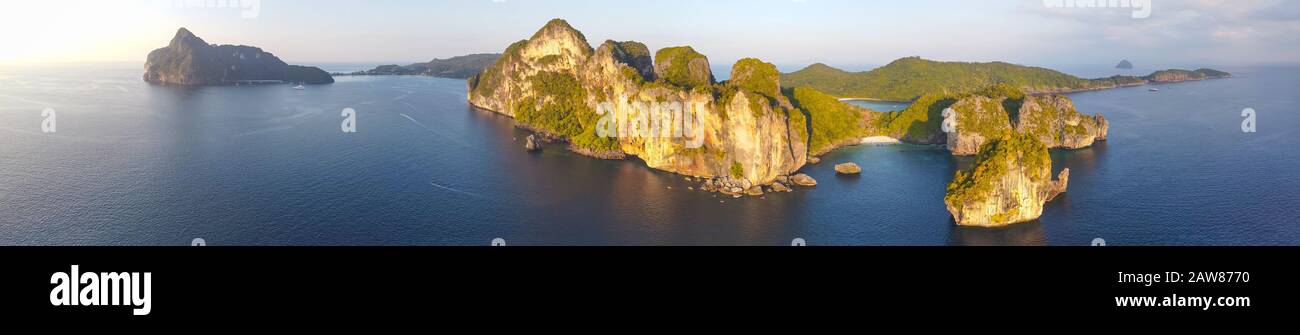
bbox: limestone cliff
[945,95,1012,156]
[144,28,333,85]
[944,133,1069,227]
[1014,95,1108,150]
[467,19,808,186]
[935,85,1108,156]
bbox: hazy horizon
[3,0,1297,70]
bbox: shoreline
[830,75,1232,101]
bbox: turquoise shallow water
[0,64,1296,245]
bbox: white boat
[1149,87,1159,92]
[292,83,305,90]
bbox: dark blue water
[1,64,1297,245]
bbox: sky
[1,0,1297,70]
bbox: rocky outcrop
[944,96,1012,156]
[653,46,714,89]
[790,174,818,187]
[938,86,1108,156]
[944,134,1069,227]
[1014,95,1108,149]
[467,19,810,187]
[144,28,333,85]
[1115,60,1133,69]
[834,162,861,175]
[525,134,543,151]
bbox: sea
[0,63,1296,245]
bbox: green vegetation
[945,133,1051,209]
[876,84,1030,143]
[779,56,1230,101]
[1194,68,1232,78]
[513,71,619,152]
[786,87,866,154]
[359,54,500,79]
[1090,75,1146,87]
[537,54,562,66]
[1145,68,1232,82]
[606,40,655,82]
[730,161,745,179]
[785,100,810,148]
[471,40,528,98]
[730,58,781,99]
[781,57,1091,101]
[654,46,713,89]
[532,19,589,44]
[952,96,1012,140]
[714,84,773,120]
[881,93,956,142]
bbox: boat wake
[430,181,483,199]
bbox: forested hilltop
[343,54,501,79]
[780,57,1231,101]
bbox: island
[779,56,1231,101]
[338,53,501,79]
[944,133,1070,227]
[465,19,881,195]
[1116,59,1134,69]
[867,84,1109,155]
[143,28,333,86]
[465,19,1129,226]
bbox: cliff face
[467,19,807,186]
[945,96,1012,156]
[945,134,1069,227]
[1014,95,1108,149]
[144,28,333,85]
[938,87,1108,156]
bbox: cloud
[1021,0,1300,64]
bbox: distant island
[1116,59,1134,69]
[144,28,333,86]
[779,57,1231,101]
[337,54,501,79]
